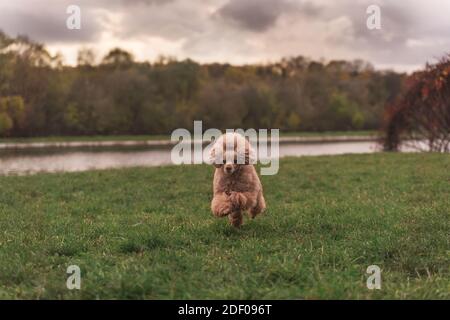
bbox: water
[0,141,382,176]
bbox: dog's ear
[244,140,256,165]
[209,145,223,168]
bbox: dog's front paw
[212,202,232,217]
[229,192,247,209]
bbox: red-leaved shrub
[383,55,450,152]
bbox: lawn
[0,153,448,299]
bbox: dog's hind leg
[249,191,266,219]
[228,210,243,228]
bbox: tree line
[0,31,405,137]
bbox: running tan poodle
[209,132,266,227]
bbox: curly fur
[209,132,266,227]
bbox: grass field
[0,130,376,144]
[0,153,448,299]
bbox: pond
[0,140,383,175]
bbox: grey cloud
[353,3,414,46]
[0,3,101,43]
[121,0,174,5]
[116,0,213,41]
[1,0,449,71]
[0,0,175,44]
[216,0,321,32]
[217,0,286,32]
[372,3,449,67]
[317,1,449,67]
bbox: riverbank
[0,139,382,175]
[0,131,378,149]
[0,153,447,299]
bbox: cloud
[0,0,176,44]
[122,0,175,5]
[216,0,320,32]
[217,0,288,32]
[116,1,212,41]
[0,1,102,43]
[1,0,450,71]
[296,0,450,69]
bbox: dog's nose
[225,165,232,172]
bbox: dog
[209,132,266,227]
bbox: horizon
[0,30,417,74]
[1,28,419,74]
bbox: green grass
[0,153,448,299]
[0,131,376,144]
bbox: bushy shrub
[383,55,450,152]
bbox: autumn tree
[0,30,408,138]
[0,96,25,136]
[383,56,450,152]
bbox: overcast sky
[1,0,450,72]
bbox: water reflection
[0,141,384,176]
